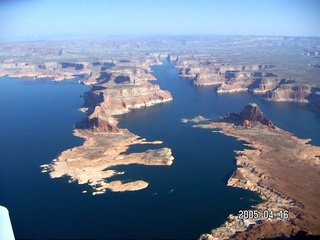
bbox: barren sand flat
[41,128,174,194]
[183,110,320,239]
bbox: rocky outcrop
[98,84,172,115]
[175,58,277,88]
[81,84,172,117]
[81,58,158,86]
[179,57,320,107]
[253,77,283,94]
[172,53,320,108]
[184,106,320,239]
[76,83,172,132]
[177,60,280,93]
[76,106,120,132]
[4,46,177,194]
[42,72,174,193]
[223,103,274,128]
[239,103,274,127]
[40,63,174,194]
[266,84,312,102]
[193,72,225,86]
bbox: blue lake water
[0,61,320,239]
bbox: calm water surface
[1,61,320,239]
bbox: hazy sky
[1,0,320,39]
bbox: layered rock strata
[171,54,320,106]
[266,84,312,102]
[183,104,320,239]
[81,84,172,116]
[42,80,173,193]
[0,41,175,194]
[175,58,276,89]
[39,58,174,194]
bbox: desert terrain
[1,36,320,238]
[183,103,320,239]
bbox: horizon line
[1,34,320,43]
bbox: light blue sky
[1,0,319,39]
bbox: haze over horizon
[1,0,320,40]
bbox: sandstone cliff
[175,58,276,88]
[82,63,157,87]
[76,106,120,132]
[44,72,174,193]
[171,52,320,108]
[266,84,312,102]
[40,57,174,194]
[78,83,172,130]
[252,77,283,94]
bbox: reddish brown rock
[239,103,274,127]
[76,106,120,132]
[222,103,274,128]
[77,83,172,132]
[82,84,172,116]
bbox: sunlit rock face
[222,103,274,128]
[239,103,274,127]
[266,84,312,102]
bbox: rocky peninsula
[183,104,320,239]
[1,36,320,237]
[41,86,173,194]
[39,60,173,193]
[0,39,175,194]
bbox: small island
[183,103,320,239]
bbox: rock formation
[38,56,174,194]
[239,103,274,127]
[0,40,177,194]
[91,84,171,115]
[183,104,320,239]
[77,84,172,131]
[1,36,320,237]
[266,84,312,102]
[76,106,120,132]
[169,49,320,109]
[222,103,274,128]
[177,56,319,106]
[174,57,276,89]
[253,77,283,94]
